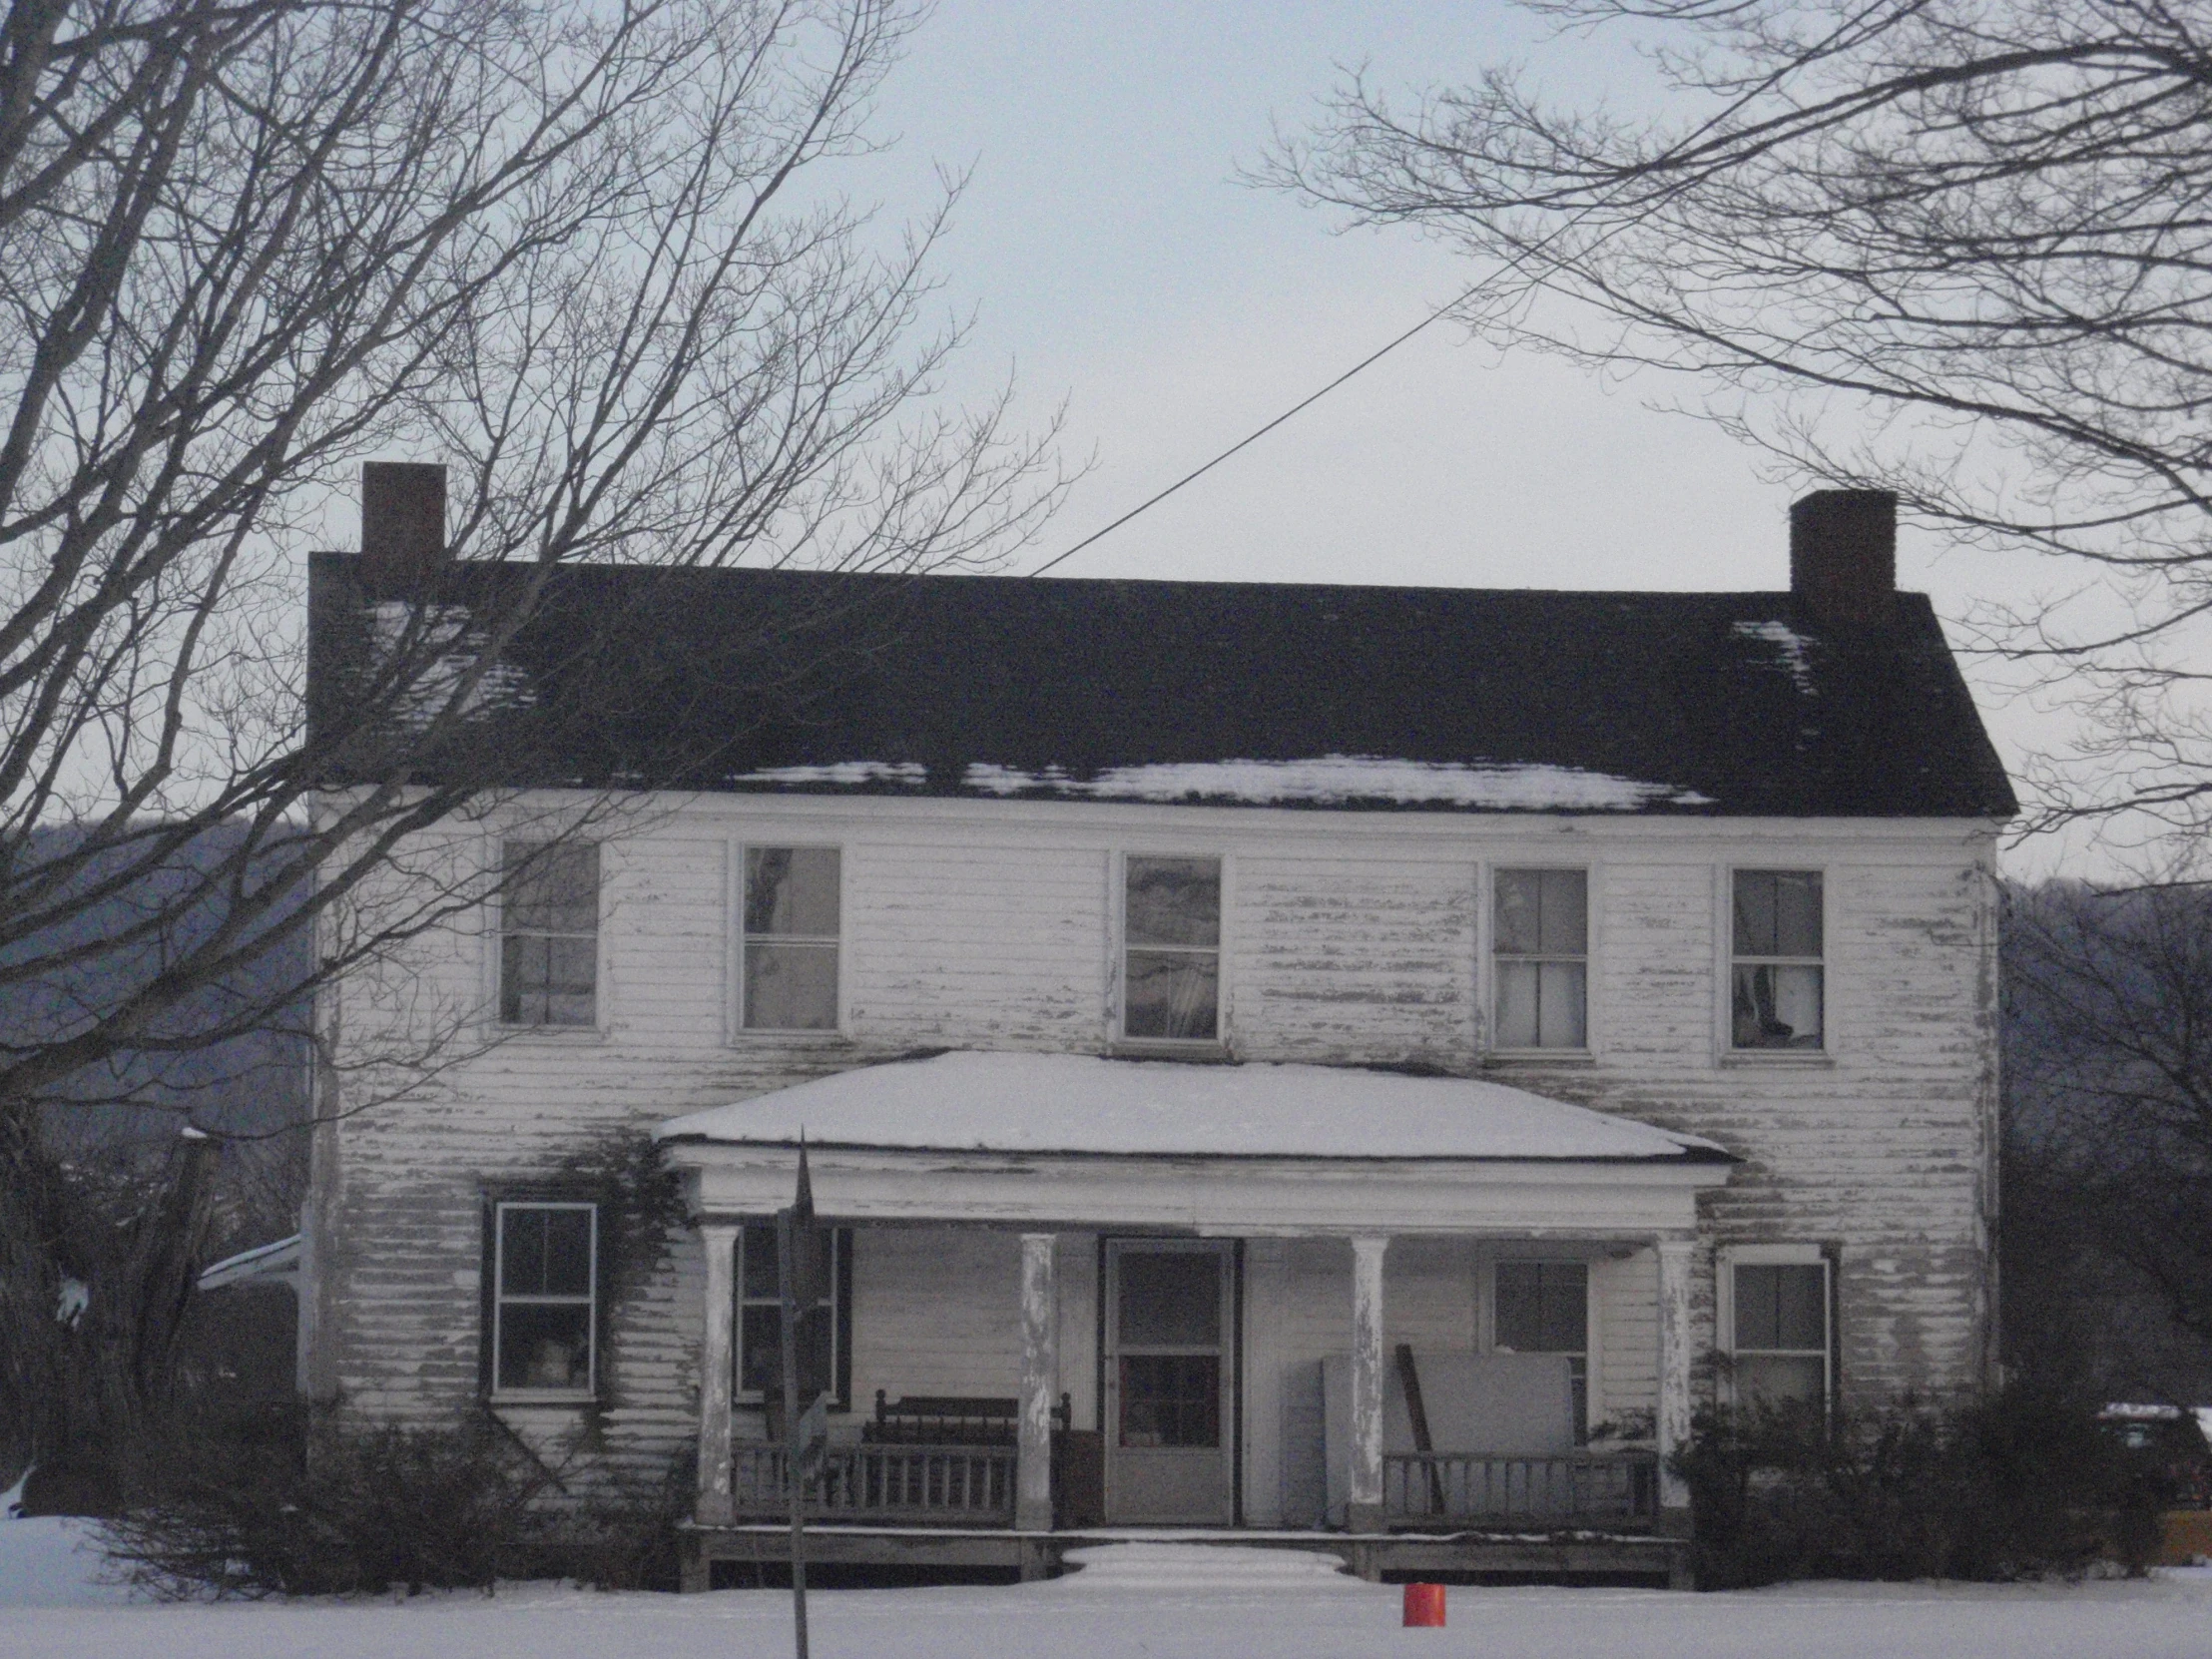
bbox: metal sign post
[778,1139,825,1659]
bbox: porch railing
[730,1439,1017,1524]
[1382,1450,1660,1526]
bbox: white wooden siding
[307,792,2000,1473]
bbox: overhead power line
[1025,281,1485,579]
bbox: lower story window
[1726,1250,1832,1408]
[490,1200,597,1397]
[1494,1259,1589,1441]
[736,1223,851,1407]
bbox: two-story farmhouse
[298,473,2013,1585]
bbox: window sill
[492,1023,608,1044]
[1109,1040,1232,1062]
[1483,1049,1597,1069]
[487,1392,598,1410]
[1717,1049,1834,1068]
[725,1029,853,1048]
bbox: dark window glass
[1117,1252,1221,1348]
[1119,1355,1221,1448]
[1733,870,1823,958]
[500,842,598,1026]
[1495,1261,1588,1355]
[1735,1264,1828,1353]
[1126,858,1220,947]
[745,847,841,936]
[491,1202,595,1395]
[1731,871,1824,1049]
[736,1225,843,1403]
[742,848,839,1029]
[1124,857,1221,1040]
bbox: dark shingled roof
[306,555,2016,819]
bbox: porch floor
[679,1521,1693,1591]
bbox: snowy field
[7,1516,2212,1659]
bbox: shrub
[1675,1385,2162,1589]
[102,1405,687,1597]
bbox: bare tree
[1264,0,2212,840]
[2004,875,2212,1397]
[0,0,1061,1487]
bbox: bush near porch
[1676,1386,2165,1589]
[99,1405,690,1597]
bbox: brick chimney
[1790,489,1896,629]
[360,461,447,589]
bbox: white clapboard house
[296,470,2013,1586]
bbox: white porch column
[1348,1234,1390,1533]
[696,1223,738,1526]
[1017,1232,1058,1532]
[1655,1238,1695,1516]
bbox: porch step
[1055,1542,1362,1592]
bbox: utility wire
[1025,280,1487,578]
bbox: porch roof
[655,1051,1728,1164]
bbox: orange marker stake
[1402,1582,1446,1627]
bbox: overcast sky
[847,1,2109,874]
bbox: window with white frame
[1493,868,1588,1050]
[1725,1251,1832,1408]
[742,846,840,1030]
[490,1201,597,1396]
[736,1223,850,1406]
[1122,855,1221,1042]
[499,842,599,1026]
[1731,869,1824,1050]
[1494,1259,1589,1440]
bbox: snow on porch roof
[656,1051,1730,1163]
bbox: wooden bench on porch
[730,1391,1081,1526]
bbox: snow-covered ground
[5,1514,2211,1659]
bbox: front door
[1104,1239,1234,1524]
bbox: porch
[655,1051,1731,1584]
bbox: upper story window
[500,841,599,1027]
[1731,869,1824,1050]
[1725,1252,1832,1409]
[490,1200,597,1397]
[743,846,840,1030]
[1493,868,1588,1050]
[1123,855,1221,1042]
[1494,1259,1589,1440]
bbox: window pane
[1537,960,1587,1048]
[541,1209,592,1297]
[742,1224,780,1301]
[1126,857,1220,948]
[1119,1355,1220,1447]
[1124,950,1218,1040]
[498,1303,590,1391]
[1735,1264,1827,1352]
[1536,869,1587,954]
[1496,1262,1587,1355]
[1774,872,1823,957]
[506,843,599,934]
[745,847,840,937]
[1734,870,1821,957]
[744,941,839,1029]
[1118,1252,1220,1347]
[1495,870,1541,955]
[500,1207,546,1297]
[1738,1353,1826,1406]
[1733,963,1823,1048]
[739,1304,834,1398]
[1496,959,1539,1047]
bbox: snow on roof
[656,1051,1728,1162]
[962,757,1714,812]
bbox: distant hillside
[2,822,308,1150]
